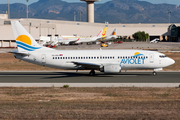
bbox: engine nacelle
[100,64,121,74]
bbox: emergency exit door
[42,54,46,64]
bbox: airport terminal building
[0,18,180,47]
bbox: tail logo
[16,35,41,51]
[77,38,80,41]
[112,32,116,35]
[97,30,102,37]
[102,31,106,37]
[102,27,107,37]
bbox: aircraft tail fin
[102,27,107,37]
[111,28,117,36]
[11,21,42,52]
[96,29,103,37]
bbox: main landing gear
[152,71,157,76]
[89,70,95,76]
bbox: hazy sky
[0,0,180,6]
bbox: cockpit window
[159,55,167,58]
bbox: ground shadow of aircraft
[41,72,152,79]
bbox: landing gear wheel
[152,71,157,76]
[89,70,95,76]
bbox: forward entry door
[149,53,154,63]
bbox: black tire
[152,72,157,76]
[89,70,95,76]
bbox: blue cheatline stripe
[17,44,33,51]
[16,41,41,50]
[17,44,34,51]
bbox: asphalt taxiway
[0,71,179,87]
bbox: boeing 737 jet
[101,28,117,42]
[74,27,107,44]
[11,21,175,76]
[39,27,107,45]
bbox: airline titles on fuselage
[52,52,147,65]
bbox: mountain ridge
[0,0,179,23]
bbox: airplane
[39,27,107,45]
[98,29,118,47]
[10,21,175,76]
[72,27,107,44]
[40,35,79,46]
[100,28,117,42]
[57,37,78,45]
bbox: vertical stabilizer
[11,21,41,52]
[96,29,103,37]
[102,27,107,37]
[111,29,117,36]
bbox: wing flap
[70,61,101,69]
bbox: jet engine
[100,64,121,74]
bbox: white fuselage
[102,35,117,42]
[15,49,175,71]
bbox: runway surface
[0,71,180,87]
[0,71,179,83]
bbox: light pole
[27,0,29,19]
[8,0,10,19]
[74,12,76,21]
[168,11,171,23]
[79,12,83,22]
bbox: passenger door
[149,53,154,63]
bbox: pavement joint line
[0,75,138,77]
[0,71,180,72]
[0,83,179,87]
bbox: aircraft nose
[168,58,175,66]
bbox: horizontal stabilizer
[9,51,30,56]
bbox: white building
[0,18,179,47]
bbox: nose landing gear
[152,71,157,76]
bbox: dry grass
[0,52,180,71]
[164,52,180,71]
[0,53,180,119]
[0,87,179,119]
[0,53,58,71]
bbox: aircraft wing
[96,37,106,41]
[70,61,101,69]
[101,36,117,42]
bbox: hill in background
[0,0,180,23]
